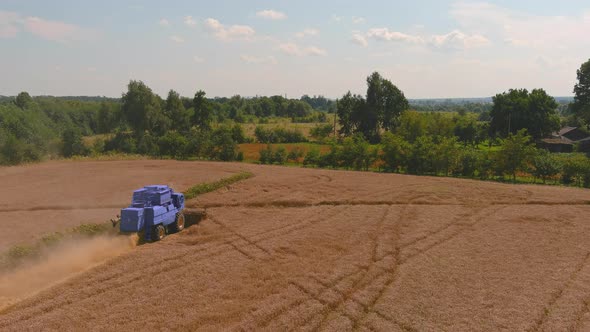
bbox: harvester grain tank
[119,185,185,241]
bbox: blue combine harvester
[119,185,185,241]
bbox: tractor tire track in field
[200,200,590,210]
[0,207,350,325]
[528,251,590,332]
[241,204,501,330]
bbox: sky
[1,0,589,99]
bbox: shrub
[531,150,561,183]
[303,148,321,167]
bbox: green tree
[165,90,190,133]
[336,92,364,137]
[310,124,334,142]
[61,127,87,157]
[497,129,535,182]
[121,80,166,137]
[396,111,427,143]
[380,79,409,132]
[433,136,460,176]
[489,89,560,139]
[192,90,212,130]
[407,136,435,175]
[573,58,590,127]
[14,91,33,110]
[531,150,561,184]
[158,131,188,159]
[380,132,410,173]
[97,102,117,134]
[337,72,408,142]
[454,115,478,146]
[303,148,321,167]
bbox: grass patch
[185,171,254,200]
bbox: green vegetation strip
[184,171,254,200]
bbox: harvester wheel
[172,213,185,232]
[153,224,166,241]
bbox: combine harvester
[116,185,203,241]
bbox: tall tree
[573,58,590,127]
[336,92,364,137]
[337,72,408,143]
[165,90,190,132]
[192,90,212,130]
[489,88,559,139]
[14,91,32,110]
[498,129,535,182]
[121,80,166,137]
[380,79,409,132]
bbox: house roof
[540,138,574,145]
[557,126,578,136]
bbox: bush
[459,147,480,177]
[259,145,287,165]
[105,131,137,153]
[310,124,334,142]
[287,147,304,163]
[531,150,561,183]
[303,148,321,167]
[254,126,307,143]
[560,154,590,187]
[158,131,187,158]
[380,132,410,173]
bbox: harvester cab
[119,185,185,241]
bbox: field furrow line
[528,251,590,332]
[208,215,272,255]
[400,206,501,264]
[568,297,590,332]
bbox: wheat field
[1,162,590,331]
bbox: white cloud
[158,18,169,27]
[295,28,319,38]
[193,56,205,63]
[0,11,20,38]
[184,16,197,27]
[0,11,93,42]
[256,10,287,20]
[450,2,590,51]
[278,43,327,56]
[429,30,490,50]
[305,46,327,56]
[365,27,490,50]
[352,16,366,24]
[351,32,368,47]
[24,16,90,42]
[331,14,343,22]
[240,55,278,65]
[204,18,255,41]
[367,28,424,43]
[170,35,184,43]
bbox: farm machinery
[115,185,187,241]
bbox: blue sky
[1,0,590,98]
